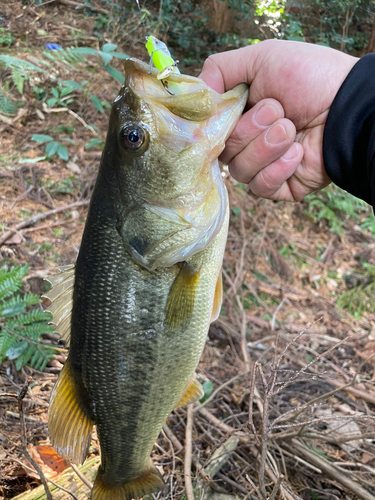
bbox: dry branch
[0,200,89,246]
[184,405,194,500]
[291,439,375,500]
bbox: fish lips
[123,57,248,125]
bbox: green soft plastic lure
[145,35,180,77]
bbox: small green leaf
[1,302,26,317]
[74,47,98,56]
[51,87,59,98]
[31,134,53,143]
[60,137,76,145]
[110,52,129,60]
[62,80,82,90]
[98,51,113,65]
[200,380,214,403]
[84,138,103,150]
[232,207,241,216]
[45,141,60,157]
[18,156,46,164]
[47,97,57,107]
[102,43,117,52]
[60,85,74,97]
[89,93,103,114]
[57,144,69,161]
[6,341,28,360]
[103,65,124,83]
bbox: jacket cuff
[323,53,375,205]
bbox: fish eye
[122,124,146,150]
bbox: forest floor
[1,2,375,500]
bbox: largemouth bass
[46,58,248,500]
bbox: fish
[46,58,248,500]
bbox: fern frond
[11,68,25,95]
[0,264,29,301]
[0,264,57,371]
[42,48,86,68]
[12,308,52,326]
[0,88,18,115]
[0,55,46,72]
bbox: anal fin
[48,358,93,465]
[165,262,200,330]
[210,270,223,323]
[92,461,165,500]
[175,377,204,409]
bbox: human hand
[199,40,358,201]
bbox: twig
[291,439,375,500]
[163,424,183,454]
[268,474,284,500]
[70,463,93,490]
[16,377,53,500]
[7,455,78,500]
[67,110,97,135]
[236,296,250,372]
[257,365,269,498]
[58,0,109,14]
[195,370,250,412]
[184,405,194,500]
[274,330,349,396]
[198,408,299,500]
[0,200,89,246]
[271,296,287,331]
[271,380,355,428]
[22,219,74,234]
[248,361,258,439]
[216,472,249,495]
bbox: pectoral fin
[43,265,74,344]
[210,271,223,323]
[165,262,200,330]
[48,358,94,465]
[175,377,204,409]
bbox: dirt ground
[1,2,375,499]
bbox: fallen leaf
[23,444,70,479]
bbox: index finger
[199,46,259,94]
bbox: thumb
[199,46,260,94]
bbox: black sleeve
[323,53,375,206]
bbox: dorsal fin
[43,265,74,344]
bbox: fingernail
[254,103,279,127]
[282,143,300,160]
[265,123,287,145]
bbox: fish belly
[69,204,228,488]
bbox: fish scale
[47,58,248,500]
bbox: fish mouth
[124,57,248,123]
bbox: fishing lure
[145,35,180,94]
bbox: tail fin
[92,462,165,500]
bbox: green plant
[278,0,374,53]
[0,86,18,115]
[0,264,55,371]
[0,28,15,47]
[0,43,128,120]
[46,79,105,114]
[31,134,74,162]
[304,185,370,234]
[337,262,375,319]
